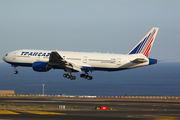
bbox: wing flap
[48,51,82,72]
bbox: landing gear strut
[80,71,93,80]
[13,66,18,74]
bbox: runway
[0,98,180,120]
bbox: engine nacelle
[32,61,52,72]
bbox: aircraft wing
[48,51,82,72]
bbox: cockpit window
[5,54,8,56]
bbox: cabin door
[83,56,87,63]
[117,58,121,65]
[12,53,16,60]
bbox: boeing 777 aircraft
[3,27,159,80]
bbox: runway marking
[0,110,20,115]
[143,115,179,119]
[142,109,157,111]
[17,111,66,115]
[127,114,179,119]
[153,104,180,107]
[118,104,135,105]
[95,102,109,104]
[118,104,126,105]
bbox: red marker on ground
[101,106,107,110]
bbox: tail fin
[128,27,159,57]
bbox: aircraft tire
[87,76,93,80]
[80,74,85,78]
[84,75,87,79]
[70,76,73,80]
[14,71,18,74]
[66,74,70,79]
[89,76,93,80]
[70,76,76,80]
[63,74,67,78]
[73,76,76,80]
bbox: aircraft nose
[3,54,8,62]
[3,56,6,62]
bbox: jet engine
[32,61,52,72]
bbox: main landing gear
[63,68,76,80]
[80,71,93,80]
[13,66,18,74]
[63,70,93,80]
[63,73,76,80]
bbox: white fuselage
[2,27,159,80]
[3,49,149,71]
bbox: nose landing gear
[14,70,18,74]
[13,66,18,74]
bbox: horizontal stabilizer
[131,58,148,63]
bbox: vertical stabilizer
[128,27,159,57]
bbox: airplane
[3,27,159,80]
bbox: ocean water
[0,62,179,96]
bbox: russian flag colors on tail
[128,27,159,57]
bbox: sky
[0,0,180,62]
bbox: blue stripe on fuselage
[8,62,33,67]
[8,62,128,71]
[81,66,128,71]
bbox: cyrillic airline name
[21,52,50,57]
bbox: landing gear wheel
[70,76,76,80]
[84,75,87,79]
[63,74,67,78]
[63,72,76,80]
[14,71,18,74]
[66,74,70,79]
[80,73,93,80]
[89,76,93,80]
[87,76,93,80]
[70,76,73,80]
[72,76,76,80]
[80,74,85,78]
